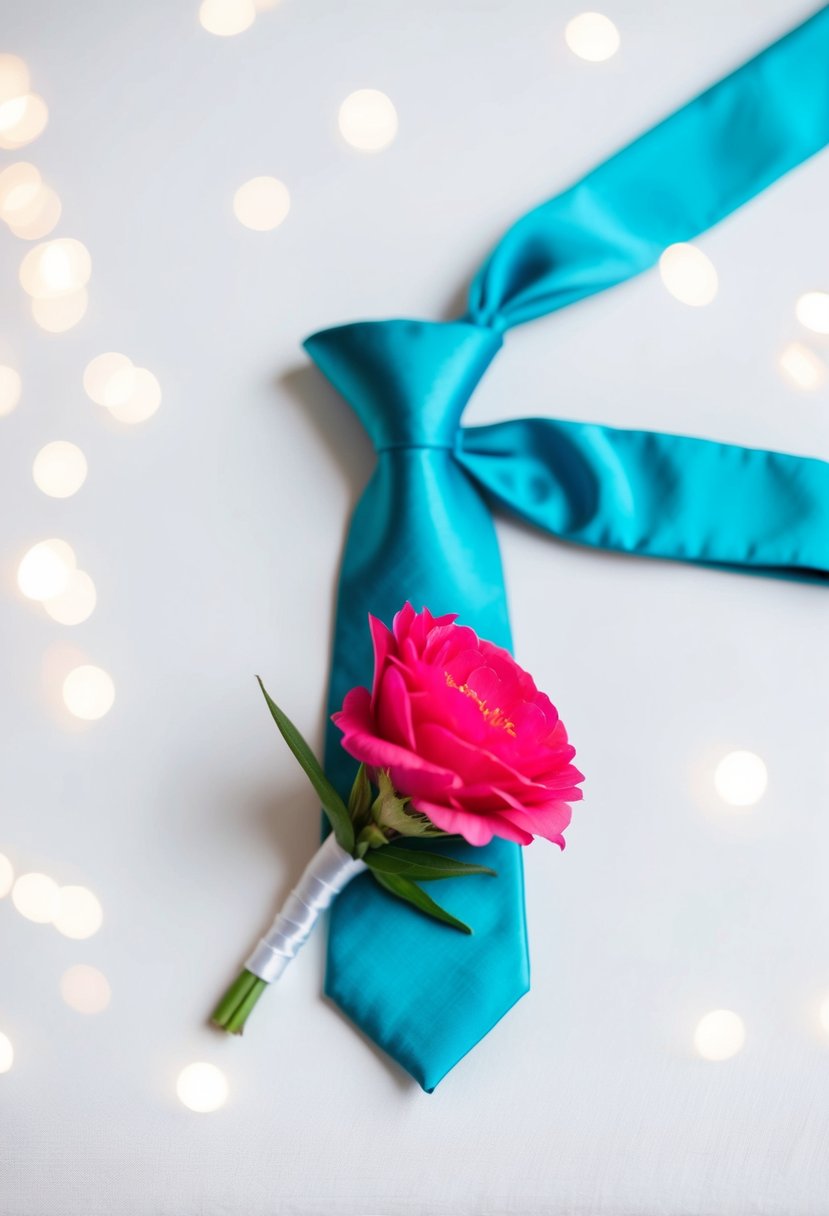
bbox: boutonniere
[212,603,583,1034]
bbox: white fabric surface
[1,1,828,1212]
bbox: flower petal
[411,800,497,846]
[376,664,417,750]
[368,614,395,712]
[499,800,573,845]
[335,687,459,790]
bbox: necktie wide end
[324,837,531,1092]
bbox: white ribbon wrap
[245,832,367,984]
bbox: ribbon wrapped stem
[212,833,366,1034]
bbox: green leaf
[371,871,472,934]
[347,763,373,825]
[365,846,496,882]
[256,677,354,854]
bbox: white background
[2,1,829,1213]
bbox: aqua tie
[304,6,829,1092]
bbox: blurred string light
[62,664,115,720]
[31,289,88,333]
[0,53,29,103]
[83,352,133,405]
[564,12,621,62]
[0,53,48,151]
[199,0,256,36]
[43,569,96,626]
[0,55,48,150]
[819,996,829,1036]
[338,89,398,152]
[177,1062,229,1112]
[83,352,161,424]
[795,291,829,335]
[32,440,87,498]
[54,885,103,939]
[7,186,61,240]
[108,368,161,424]
[778,341,827,391]
[658,243,719,306]
[0,161,39,212]
[714,750,767,808]
[9,865,103,938]
[0,854,13,898]
[12,871,60,922]
[198,0,287,32]
[60,965,111,1014]
[17,539,76,601]
[694,1009,746,1060]
[0,94,49,150]
[0,1032,13,1074]
[233,177,290,231]
[0,365,22,416]
[0,163,61,239]
[0,65,87,326]
[20,238,91,299]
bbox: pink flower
[332,604,584,848]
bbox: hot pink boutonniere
[333,602,584,848]
[212,604,583,1034]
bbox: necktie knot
[303,319,502,451]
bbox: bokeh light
[0,1031,13,1074]
[0,93,48,150]
[0,854,13,898]
[693,1009,746,1061]
[564,12,621,61]
[795,291,829,335]
[819,995,829,1037]
[83,354,161,421]
[83,352,134,406]
[0,161,60,239]
[12,871,60,923]
[0,161,40,219]
[713,750,767,808]
[658,243,718,306]
[107,367,161,424]
[233,176,290,231]
[17,539,76,601]
[779,341,827,391]
[20,238,91,299]
[31,289,89,333]
[7,184,61,239]
[176,1062,229,1113]
[0,365,22,416]
[199,0,256,36]
[60,964,111,1014]
[0,54,30,105]
[62,665,115,721]
[338,89,398,152]
[43,569,96,626]
[54,885,103,939]
[32,440,87,498]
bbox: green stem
[211,969,269,1035]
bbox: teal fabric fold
[467,5,829,329]
[301,5,829,1091]
[458,419,829,580]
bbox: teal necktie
[304,6,829,1092]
